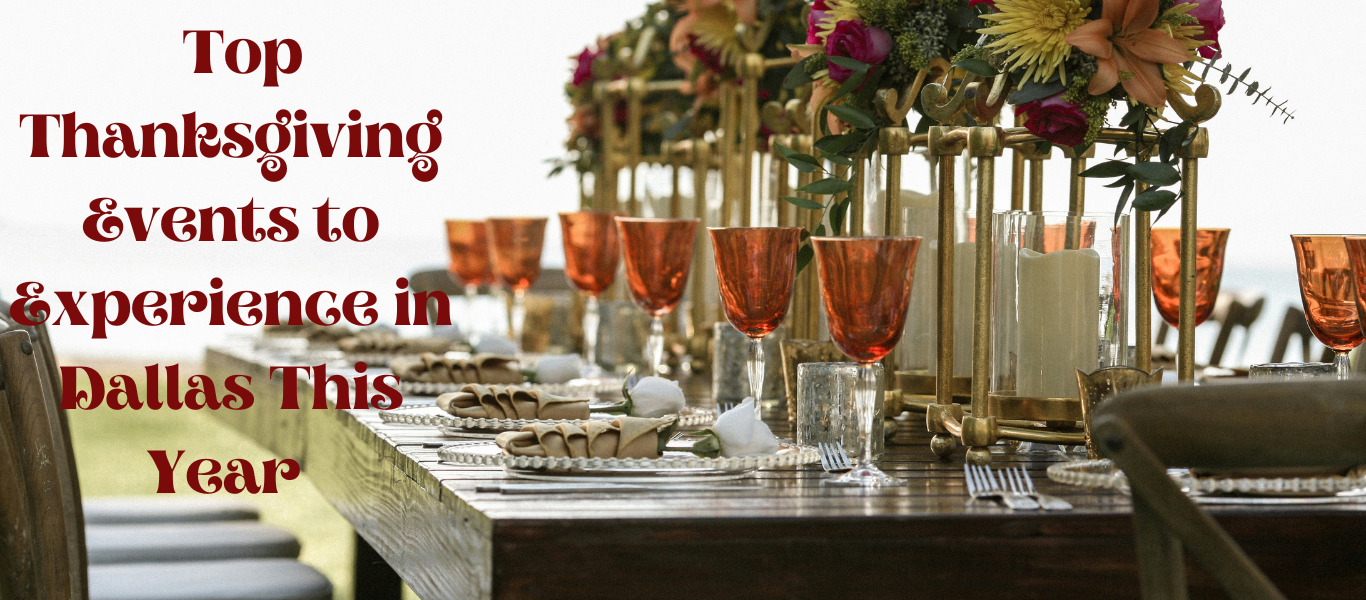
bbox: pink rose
[968,0,994,5]
[806,1,830,44]
[572,48,599,87]
[823,20,892,82]
[1183,0,1224,59]
[1019,93,1088,147]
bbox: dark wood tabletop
[206,345,1366,600]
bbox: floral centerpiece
[771,0,1290,251]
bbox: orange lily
[1064,0,1189,107]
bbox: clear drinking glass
[488,217,548,354]
[616,217,699,376]
[812,236,922,487]
[558,211,621,379]
[1291,235,1363,378]
[709,227,801,419]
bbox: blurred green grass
[67,359,419,600]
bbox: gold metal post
[1175,128,1209,381]
[1010,113,1025,211]
[739,54,765,227]
[850,154,866,236]
[1028,155,1045,212]
[964,127,1003,465]
[881,128,910,236]
[1062,144,1094,248]
[929,127,967,411]
[690,139,713,340]
[668,141,683,218]
[626,77,644,216]
[1135,209,1153,372]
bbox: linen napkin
[436,384,590,420]
[390,353,523,385]
[711,398,779,457]
[495,416,675,459]
[629,376,686,417]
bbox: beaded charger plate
[377,404,716,431]
[438,440,818,483]
[397,378,624,398]
[1047,459,1366,505]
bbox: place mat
[377,404,716,430]
[1047,459,1366,504]
[438,440,818,481]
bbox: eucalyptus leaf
[1008,80,1066,105]
[1103,175,1134,188]
[826,56,871,73]
[784,56,816,89]
[1133,189,1178,212]
[1115,181,1135,221]
[954,58,999,77]
[827,105,876,129]
[1127,162,1181,187]
[1079,160,1132,179]
[781,195,826,211]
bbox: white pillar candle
[1016,248,1100,398]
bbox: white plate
[377,404,716,430]
[1046,459,1366,504]
[438,440,818,482]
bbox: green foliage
[1079,104,1191,219]
[1198,52,1296,123]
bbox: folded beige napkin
[495,416,675,459]
[390,353,523,385]
[436,384,589,420]
[338,331,452,354]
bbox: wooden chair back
[1092,379,1366,600]
[0,329,88,600]
[1270,306,1333,364]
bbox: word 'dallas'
[61,362,401,411]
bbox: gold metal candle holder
[915,83,1222,465]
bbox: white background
[0,1,1350,362]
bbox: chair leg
[1133,494,1188,600]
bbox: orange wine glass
[1292,235,1363,378]
[559,211,621,378]
[445,220,495,340]
[813,236,922,487]
[615,217,699,376]
[710,227,802,419]
[488,217,548,354]
[1151,228,1229,328]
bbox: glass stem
[511,288,527,354]
[648,316,665,376]
[583,295,600,373]
[855,362,877,468]
[747,336,764,419]
[1335,351,1352,380]
[463,284,479,344]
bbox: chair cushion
[86,522,300,565]
[89,558,332,600]
[85,497,260,524]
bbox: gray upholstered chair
[1093,379,1366,600]
[0,329,332,600]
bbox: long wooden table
[206,344,1366,600]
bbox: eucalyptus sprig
[1198,52,1295,123]
[775,55,885,274]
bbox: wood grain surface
[206,345,1366,600]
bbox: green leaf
[1127,162,1181,187]
[799,228,811,241]
[773,143,822,173]
[797,177,853,195]
[1103,174,1134,189]
[830,70,866,102]
[826,56,870,73]
[826,105,876,129]
[814,132,862,155]
[781,196,826,211]
[1114,181,1135,221]
[784,56,815,89]
[1119,104,1147,128]
[812,224,827,237]
[954,58,999,77]
[830,197,850,235]
[1079,160,1132,179]
[796,243,814,276]
[1008,80,1066,105]
[1133,189,1178,212]
[824,153,854,166]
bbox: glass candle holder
[796,362,884,462]
[1248,362,1338,381]
[893,203,974,391]
[991,211,1130,401]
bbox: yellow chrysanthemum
[1155,2,1211,97]
[979,0,1091,84]
[688,2,746,69]
[815,0,863,44]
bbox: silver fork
[818,443,852,473]
[964,464,1039,510]
[1010,466,1072,510]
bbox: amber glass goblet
[1151,228,1230,327]
[1293,235,1363,378]
[813,236,922,487]
[445,220,495,340]
[710,227,802,418]
[488,217,548,354]
[615,217,699,376]
[559,211,621,378]
[1345,236,1366,347]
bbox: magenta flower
[968,0,995,6]
[1019,93,1088,147]
[1183,0,1224,59]
[823,20,892,82]
[572,48,600,87]
[806,0,830,44]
